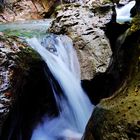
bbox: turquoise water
[0,19,52,38]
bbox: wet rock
[49,1,112,80]
[0,35,22,133]
[0,33,59,139]
[0,34,42,135]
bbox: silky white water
[116,0,136,23]
[27,35,93,140]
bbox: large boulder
[49,1,112,80]
[0,33,41,134]
[0,34,27,131]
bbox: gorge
[0,0,140,140]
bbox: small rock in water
[47,46,57,54]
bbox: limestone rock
[49,2,112,80]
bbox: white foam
[116,1,136,23]
[27,35,93,140]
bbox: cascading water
[116,0,136,23]
[27,35,93,140]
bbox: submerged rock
[49,1,112,80]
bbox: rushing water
[0,19,93,140]
[116,0,136,23]
[27,35,93,140]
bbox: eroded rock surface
[0,33,42,134]
[0,0,57,22]
[49,1,112,80]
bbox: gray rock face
[49,2,112,80]
[0,35,21,126]
[0,35,19,133]
[0,34,42,135]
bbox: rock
[81,0,136,103]
[0,33,59,139]
[0,34,42,135]
[0,0,57,22]
[0,34,24,133]
[84,17,140,140]
[0,0,43,22]
[49,1,112,80]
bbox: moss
[130,14,140,32]
[0,33,41,68]
[102,0,112,4]
[55,5,62,12]
[16,47,41,71]
[3,29,44,38]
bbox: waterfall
[116,0,136,24]
[27,35,93,140]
